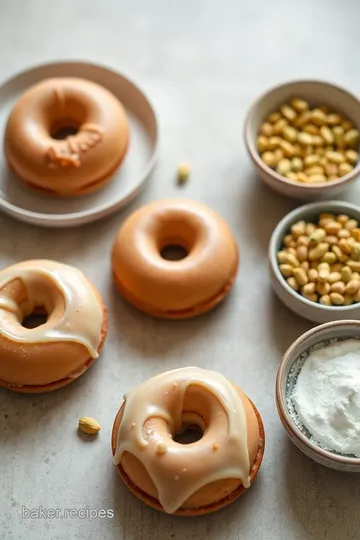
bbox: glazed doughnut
[111,199,239,318]
[0,260,108,393]
[111,367,265,515]
[4,78,129,196]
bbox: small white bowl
[276,320,360,472]
[269,200,360,324]
[244,79,360,200]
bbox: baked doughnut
[0,260,107,393]
[4,78,129,196]
[111,367,265,515]
[111,199,239,318]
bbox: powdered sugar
[286,338,360,457]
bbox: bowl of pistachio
[269,201,360,323]
[244,80,360,199]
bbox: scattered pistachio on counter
[78,417,101,435]
[177,162,191,185]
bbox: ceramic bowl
[244,80,360,200]
[269,200,360,324]
[276,320,360,472]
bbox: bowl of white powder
[276,320,360,471]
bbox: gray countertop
[1,1,360,538]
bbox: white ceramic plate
[0,61,158,227]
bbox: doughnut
[4,78,129,196]
[111,367,265,515]
[0,260,108,393]
[111,199,239,318]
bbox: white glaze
[113,367,250,513]
[0,260,103,358]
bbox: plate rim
[0,59,159,227]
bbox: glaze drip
[113,367,250,513]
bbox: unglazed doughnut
[111,199,239,318]
[0,260,108,393]
[4,78,129,196]
[111,367,265,515]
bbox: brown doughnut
[4,78,129,196]
[111,199,239,318]
[0,260,108,393]
[111,367,265,515]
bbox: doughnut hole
[22,310,48,329]
[173,413,206,444]
[51,121,79,140]
[114,386,260,511]
[160,245,188,261]
[155,212,200,261]
[44,92,88,140]
[0,277,62,328]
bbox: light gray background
[1,1,360,539]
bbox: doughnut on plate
[0,61,158,227]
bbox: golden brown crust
[0,356,97,394]
[111,389,265,515]
[112,265,238,319]
[7,136,129,197]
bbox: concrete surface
[1,1,360,539]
